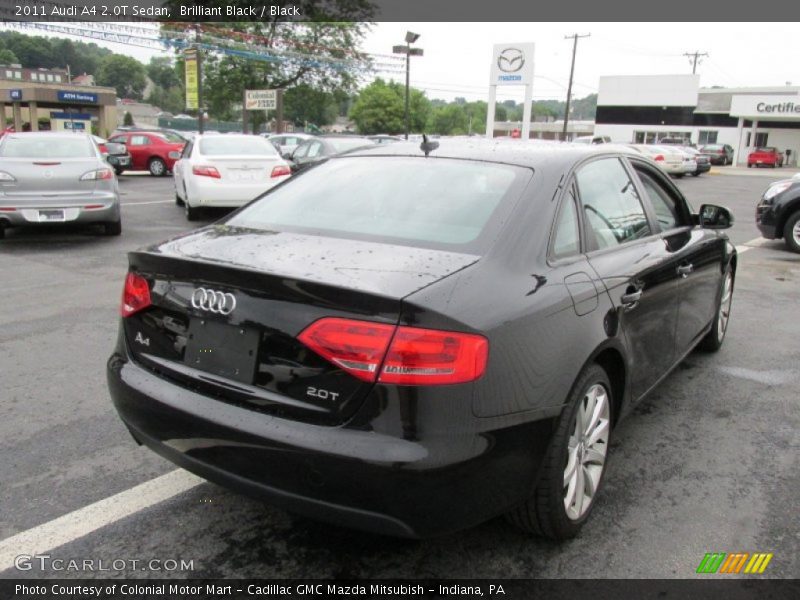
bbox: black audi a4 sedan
[107,140,736,539]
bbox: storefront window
[698,131,718,144]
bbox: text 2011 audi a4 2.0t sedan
[107,140,736,539]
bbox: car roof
[342,138,641,170]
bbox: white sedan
[173,134,292,220]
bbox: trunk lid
[200,155,282,182]
[124,225,480,424]
[0,158,101,196]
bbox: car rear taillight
[654,155,665,162]
[80,168,114,181]
[192,165,221,178]
[271,165,292,178]
[121,272,151,318]
[298,317,489,386]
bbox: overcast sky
[7,22,799,104]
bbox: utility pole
[563,33,590,140]
[195,26,204,134]
[683,51,709,74]
[393,32,423,140]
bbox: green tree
[427,104,469,135]
[123,111,134,126]
[160,5,373,129]
[349,79,404,134]
[284,84,339,128]
[97,55,147,100]
[0,48,19,65]
[147,56,180,90]
[349,79,430,135]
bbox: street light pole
[393,32,423,140]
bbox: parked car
[679,146,711,176]
[264,132,315,157]
[699,144,734,166]
[173,134,292,221]
[108,130,186,176]
[107,140,736,539]
[367,134,404,144]
[657,137,692,146]
[629,145,693,177]
[93,135,131,175]
[0,132,121,238]
[756,177,800,253]
[574,135,612,145]
[748,147,783,168]
[286,135,376,172]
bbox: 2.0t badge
[191,288,237,315]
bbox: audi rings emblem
[191,288,237,315]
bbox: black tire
[103,219,122,236]
[747,164,752,168]
[114,166,124,176]
[175,191,184,206]
[783,211,800,254]
[0,224,5,239]
[698,266,734,352]
[148,157,167,177]
[674,173,685,178]
[185,200,200,221]
[692,172,701,177]
[506,363,613,540]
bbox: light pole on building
[393,31,423,140]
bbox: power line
[683,51,709,74]
[563,33,590,138]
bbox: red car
[748,146,784,168]
[108,130,186,176]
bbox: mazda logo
[497,48,525,73]
[191,288,237,316]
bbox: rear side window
[0,135,95,158]
[129,135,151,146]
[228,157,530,251]
[552,186,580,258]
[576,158,651,250]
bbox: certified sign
[245,89,277,110]
[489,43,535,86]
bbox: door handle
[677,264,694,278]
[620,289,642,309]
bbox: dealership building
[593,74,800,166]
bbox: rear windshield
[199,136,278,156]
[701,145,722,150]
[227,157,530,251]
[326,137,376,153]
[0,135,95,158]
[755,147,776,152]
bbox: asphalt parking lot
[0,169,798,579]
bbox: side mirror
[697,204,734,229]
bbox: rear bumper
[107,349,553,537]
[0,193,119,227]
[694,163,711,174]
[189,176,289,207]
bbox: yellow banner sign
[184,49,199,110]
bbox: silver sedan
[0,132,121,238]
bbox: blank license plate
[39,209,65,222]
[233,170,258,181]
[184,319,259,384]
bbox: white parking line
[121,200,174,206]
[0,470,203,571]
[735,237,772,254]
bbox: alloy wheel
[793,221,800,247]
[563,383,610,521]
[717,271,733,342]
